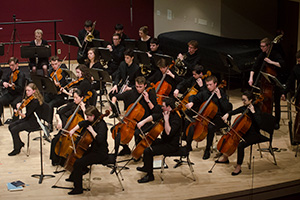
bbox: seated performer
[185,75,232,159]
[176,40,202,78]
[66,106,108,195]
[216,91,263,176]
[110,76,160,156]
[138,26,152,51]
[44,56,69,132]
[8,83,43,156]
[50,89,88,166]
[107,33,125,77]
[146,38,163,76]
[85,47,103,90]
[136,98,181,183]
[0,57,25,125]
[114,23,129,46]
[29,29,49,76]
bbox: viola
[9,70,19,90]
[217,95,264,156]
[54,92,93,159]
[181,70,211,112]
[185,80,227,142]
[14,95,34,117]
[64,110,110,172]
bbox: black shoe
[136,166,147,172]
[4,118,12,124]
[203,149,210,160]
[231,170,242,176]
[137,174,154,183]
[68,188,83,195]
[8,149,21,156]
[274,123,280,130]
[118,147,131,156]
[109,113,118,119]
[215,159,229,164]
[65,178,74,182]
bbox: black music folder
[59,34,82,48]
[20,46,51,59]
[92,39,110,48]
[152,53,173,66]
[260,71,286,89]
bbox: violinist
[65,106,108,195]
[136,98,181,183]
[176,40,202,78]
[60,64,93,101]
[0,57,25,125]
[44,56,69,132]
[8,83,44,156]
[106,33,125,77]
[173,64,205,98]
[217,91,263,176]
[248,37,286,130]
[185,75,232,159]
[50,89,88,166]
[77,20,100,64]
[109,49,141,118]
[110,76,160,156]
[29,29,49,76]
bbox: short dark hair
[50,55,60,62]
[193,65,204,74]
[115,23,124,30]
[163,97,175,109]
[135,76,146,85]
[84,20,93,27]
[112,33,121,39]
[243,91,255,101]
[188,40,198,49]
[124,49,134,57]
[8,57,18,64]
[150,38,159,45]
[205,75,218,83]
[157,58,167,68]
[85,105,101,119]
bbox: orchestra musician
[106,33,125,78]
[176,40,202,78]
[8,83,44,156]
[29,29,49,76]
[136,98,181,183]
[50,89,88,166]
[85,47,104,90]
[248,37,286,130]
[65,106,108,195]
[114,23,129,47]
[146,38,164,76]
[216,91,263,176]
[77,20,100,64]
[185,75,232,159]
[138,26,152,51]
[109,49,142,118]
[110,76,160,156]
[0,57,26,125]
[173,64,206,98]
[44,56,69,132]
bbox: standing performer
[185,76,232,159]
[0,57,25,125]
[216,91,263,176]
[29,29,49,76]
[248,37,286,130]
[65,106,108,195]
[8,83,43,156]
[136,98,181,183]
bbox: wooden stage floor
[0,89,300,200]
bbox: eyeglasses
[260,45,267,48]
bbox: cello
[252,34,283,113]
[217,95,264,156]
[185,80,227,142]
[64,110,110,172]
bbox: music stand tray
[61,68,76,80]
[59,34,82,48]
[0,44,4,56]
[97,47,112,62]
[152,53,173,66]
[124,39,136,50]
[136,41,148,52]
[21,46,51,59]
[260,71,286,89]
[31,75,58,95]
[133,50,150,66]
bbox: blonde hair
[27,83,44,105]
[139,26,149,35]
[35,29,43,35]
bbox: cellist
[65,106,108,195]
[248,37,286,130]
[185,75,232,159]
[217,91,263,176]
[110,76,160,156]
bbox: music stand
[32,112,55,184]
[59,34,82,68]
[97,47,112,63]
[124,39,136,50]
[61,68,76,80]
[136,41,148,52]
[92,38,110,48]
[21,46,51,68]
[0,44,4,56]
[31,75,58,95]
[152,53,173,66]
[260,71,286,89]
[133,50,150,65]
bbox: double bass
[64,110,110,172]
[185,80,227,142]
[217,95,264,156]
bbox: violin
[64,110,110,172]
[185,80,227,142]
[54,92,93,159]
[217,95,264,156]
[63,77,84,90]
[181,70,211,112]
[9,70,19,90]
[14,95,34,117]
[50,56,67,84]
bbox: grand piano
[158,31,261,79]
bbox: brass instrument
[78,21,96,58]
[174,54,187,76]
[140,64,152,77]
[85,21,96,42]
